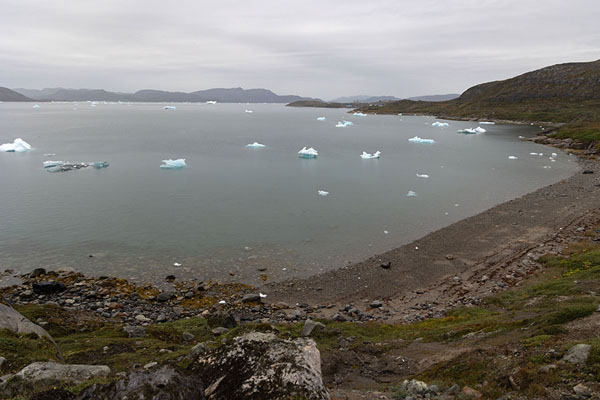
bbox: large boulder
[75,366,204,400]
[562,343,592,365]
[15,362,110,385]
[195,332,329,400]
[0,303,51,339]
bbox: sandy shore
[267,157,600,317]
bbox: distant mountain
[407,94,460,102]
[287,100,349,108]
[11,87,315,103]
[0,87,34,102]
[329,95,401,103]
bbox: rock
[0,357,5,369]
[165,275,176,281]
[301,319,326,337]
[582,170,594,174]
[75,366,205,400]
[0,303,52,340]
[445,384,460,395]
[135,314,151,323]
[156,313,167,323]
[195,332,329,400]
[29,268,47,278]
[562,343,592,365]
[182,332,195,342]
[369,300,383,308]
[461,386,483,399]
[30,388,76,400]
[241,293,262,303]
[445,254,454,260]
[15,361,110,385]
[211,327,228,335]
[380,261,391,269]
[206,311,237,329]
[332,313,347,322]
[143,361,158,369]
[32,281,66,295]
[123,325,146,338]
[399,379,431,396]
[157,292,175,302]
[540,364,557,372]
[188,343,208,359]
[573,383,592,397]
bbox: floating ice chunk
[416,173,429,178]
[384,230,389,234]
[163,106,176,110]
[32,104,40,108]
[508,156,518,160]
[479,121,495,125]
[246,142,266,148]
[551,152,558,157]
[432,121,449,127]
[245,109,253,113]
[173,262,182,266]
[317,116,326,121]
[44,153,56,156]
[298,147,318,158]
[318,190,329,196]
[160,159,186,169]
[458,127,486,134]
[543,166,552,169]
[518,136,525,139]
[43,160,65,168]
[407,190,417,197]
[530,152,539,156]
[43,160,109,172]
[218,300,226,304]
[408,136,435,144]
[335,120,353,127]
[360,151,381,159]
[259,293,267,298]
[206,101,217,104]
[91,161,109,169]
[0,138,32,152]
[353,112,367,117]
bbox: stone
[195,332,329,400]
[380,261,391,269]
[562,343,592,365]
[445,254,454,260]
[241,293,262,303]
[29,268,47,278]
[399,379,430,396]
[540,364,557,372]
[188,343,208,359]
[211,327,228,335]
[369,300,383,308]
[30,389,76,400]
[582,170,594,174]
[157,292,175,302]
[156,313,167,323]
[573,383,592,397]
[75,366,205,400]
[15,361,110,385]
[182,332,195,342]
[165,275,176,281]
[135,314,151,323]
[123,325,146,338]
[332,313,347,322]
[0,357,5,369]
[301,319,326,337]
[143,361,158,369]
[0,303,52,340]
[461,386,483,399]
[206,311,237,329]
[32,281,66,295]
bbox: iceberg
[335,120,353,128]
[432,121,449,127]
[44,153,56,156]
[0,138,32,152]
[416,173,429,178]
[458,126,486,134]
[160,159,186,169]
[206,101,217,104]
[408,136,435,144]
[551,152,558,157]
[316,117,326,121]
[246,142,266,148]
[353,112,367,117]
[245,109,253,113]
[508,156,518,160]
[163,106,176,110]
[318,190,329,196]
[91,161,110,169]
[407,190,417,197]
[360,151,381,159]
[32,104,40,108]
[43,160,109,172]
[479,121,495,125]
[298,147,318,158]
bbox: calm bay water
[0,102,578,284]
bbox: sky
[1,0,599,100]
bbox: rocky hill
[0,87,34,102]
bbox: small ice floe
[479,121,495,125]
[408,136,435,144]
[246,142,266,148]
[384,230,389,234]
[508,156,518,160]
[160,159,186,169]
[458,127,486,134]
[543,166,552,169]
[518,135,525,139]
[218,300,226,304]
[353,112,367,117]
[32,104,40,108]
[298,147,318,159]
[173,262,182,267]
[44,153,56,156]
[416,173,429,178]
[360,151,381,159]
[91,161,110,169]
[259,293,267,298]
[0,138,32,152]
[163,106,176,110]
[43,160,109,172]
[335,120,353,127]
[317,116,326,121]
[551,152,558,157]
[206,101,217,104]
[529,152,540,156]
[432,121,449,127]
[317,190,329,196]
[245,109,253,113]
[407,190,417,197]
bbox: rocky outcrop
[75,366,204,400]
[15,362,110,385]
[0,302,51,339]
[195,332,330,400]
[562,343,592,365]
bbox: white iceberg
[530,152,539,156]
[32,104,40,108]
[416,173,429,178]
[360,151,381,159]
[508,156,518,160]
[551,152,558,157]
[206,101,217,104]
[317,117,326,121]
[0,138,32,152]
[246,142,266,148]
[432,121,449,127]
[245,109,253,113]
[457,126,486,134]
[318,190,329,196]
[298,147,318,159]
[335,120,353,128]
[407,190,417,197]
[44,153,56,156]
[353,112,367,117]
[160,159,186,169]
[163,106,176,110]
[408,136,435,144]
[479,121,495,125]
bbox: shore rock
[32,282,66,295]
[301,319,326,337]
[0,303,51,339]
[75,366,204,400]
[15,361,110,384]
[195,332,329,400]
[562,343,592,365]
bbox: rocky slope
[0,87,34,102]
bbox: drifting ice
[318,190,329,196]
[336,120,353,127]
[298,147,318,159]
[432,121,448,127]
[0,138,32,152]
[360,151,381,159]
[508,156,518,160]
[206,101,217,104]
[160,159,186,169]
[246,142,266,148]
[479,121,495,125]
[163,106,176,110]
[317,117,326,121]
[43,160,109,172]
[353,112,367,117]
[245,109,253,113]
[408,136,435,144]
[91,161,110,169]
[458,127,486,134]
[32,104,40,108]
[407,191,417,197]
[416,174,429,178]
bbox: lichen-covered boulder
[0,302,51,339]
[75,366,204,400]
[15,362,110,385]
[195,332,329,400]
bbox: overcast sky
[1,0,599,99]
